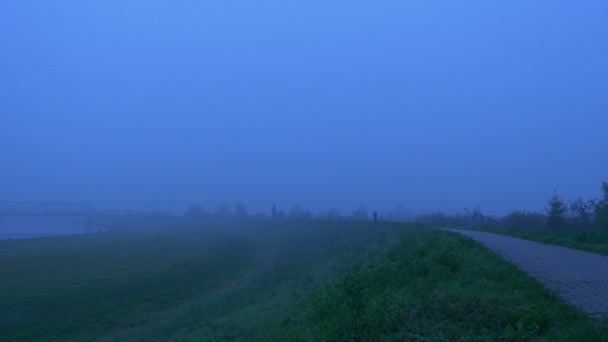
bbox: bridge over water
[0,201,169,233]
[0,201,164,218]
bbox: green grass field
[1,219,607,341]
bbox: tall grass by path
[454,225,608,256]
[184,224,608,341]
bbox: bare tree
[502,210,546,231]
[569,197,594,230]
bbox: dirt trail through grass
[445,228,608,318]
[220,248,279,291]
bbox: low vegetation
[1,219,607,341]
[464,225,608,256]
[420,181,608,255]
[294,230,608,341]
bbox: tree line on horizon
[184,201,373,221]
[417,181,608,233]
[181,181,608,232]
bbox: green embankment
[1,220,607,341]
[0,224,255,341]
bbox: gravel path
[444,228,608,318]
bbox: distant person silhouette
[373,211,378,223]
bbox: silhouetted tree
[595,181,608,231]
[235,201,248,218]
[502,210,546,231]
[215,203,233,217]
[271,203,278,219]
[462,207,484,226]
[289,205,307,219]
[569,197,594,230]
[327,208,341,220]
[386,205,413,222]
[352,206,369,221]
[186,203,207,217]
[546,192,568,231]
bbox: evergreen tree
[546,191,568,231]
[271,203,278,219]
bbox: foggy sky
[1,1,607,216]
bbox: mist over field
[2,2,608,340]
[1,1,607,220]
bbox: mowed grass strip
[0,226,256,341]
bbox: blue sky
[1,1,607,215]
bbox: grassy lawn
[455,226,608,256]
[0,223,256,341]
[1,220,607,341]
